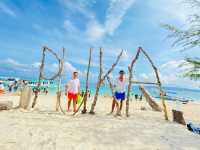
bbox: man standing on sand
[65,72,80,112]
[109,70,126,116]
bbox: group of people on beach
[0,79,24,94]
[65,70,128,116]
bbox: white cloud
[61,0,136,42]
[147,0,198,24]
[139,73,149,80]
[160,60,184,71]
[32,61,79,74]
[60,0,136,42]
[63,20,78,33]
[105,0,136,35]
[0,2,16,17]
[64,61,78,73]
[86,20,105,41]
[32,62,41,68]
[86,0,136,41]
[61,0,95,19]
[69,58,99,68]
[5,58,27,68]
[138,59,200,88]
[0,58,31,73]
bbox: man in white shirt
[65,72,80,112]
[113,70,126,116]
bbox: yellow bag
[77,95,82,105]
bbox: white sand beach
[0,95,200,150]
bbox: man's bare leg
[115,100,121,116]
[73,99,76,112]
[68,99,72,112]
[120,101,123,111]
[108,98,116,114]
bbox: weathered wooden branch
[89,48,103,114]
[89,49,123,114]
[126,48,141,117]
[32,47,46,108]
[107,76,115,99]
[56,48,65,114]
[73,48,92,115]
[107,75,117,113]
[139,85,162,112]
[41,46,63,81]
[32,46,64,109]
[132,81,159,85]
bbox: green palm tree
[163,0,200,80]
[181,58,200,80]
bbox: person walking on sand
[65,72,80,112]
[109,70,126,116]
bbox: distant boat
[28,80,54,87]
[155,95,190,104]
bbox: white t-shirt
[67,79,80,94]
[114,78,126,93]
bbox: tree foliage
[162,0,200,49]
[181,57,200,80]
[163,0,200,80]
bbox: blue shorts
[115,92,125,101]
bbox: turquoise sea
[47,82,200,101]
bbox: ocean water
[47,83,200,101]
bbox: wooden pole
[107,75,117,113]
[107,76,115,99]
[73,48,92,115]
[32,47,46,108]
[89,48,103,114]
[56,48,65,114]
[126,48,141,117]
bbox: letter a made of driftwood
[89,48,123,114]
[126,47,168,120]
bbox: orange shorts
[0,89,5,94]
[68,92,78,101]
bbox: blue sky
[0,0,200,88]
